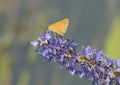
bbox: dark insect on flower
[31,31,120,85]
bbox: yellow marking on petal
[76,56,96,68]
[40,40,48,46]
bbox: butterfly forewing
[48,18,69,36]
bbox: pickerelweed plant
[31,31,120,85]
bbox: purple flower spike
[31,31,120,85]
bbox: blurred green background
[0,0,120,85]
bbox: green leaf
[104,15,120,60]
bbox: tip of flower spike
[30,40,39,48]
